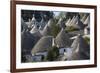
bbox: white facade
[59,48,68,55]
[59,48,73,60]
[84,27,90,35]
[66,48,73,60]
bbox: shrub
[84,37,90,44]
[65,26,79,32]
[46,46,59,61]
[51,25,61,38]
[49,19,61,38]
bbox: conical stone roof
[71,34,90,60]
[31,29,42,44]
[31,36,53,55]
[56,18,66,28]
[67,16,76,26]
[47,19,55,28]
[21,31,35,51]
[41,25,51,36]
[30,25,38,34]
[81,14,87,23]
[55,28,71,48]
[70,16,78,26]
[84,16,90,25]
[65,18,71,26]
[72,16,84,29]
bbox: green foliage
[79,13,90,20]
[65,26,79,32]
[46,49,54,61]
[46,46,59,61]
[57,12,67,19]
[51,25,61,38]
[84,37,90,44]
[53,46,59,56]
[49,18,61,38]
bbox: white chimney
[52,38,55,46]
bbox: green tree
[84,37,90,44]
[65,26,79,32]
[52,46,59,58]
[49,19,61,38]
[46,46,59,61]
[51,25,61,38]
[46,49,54,61]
